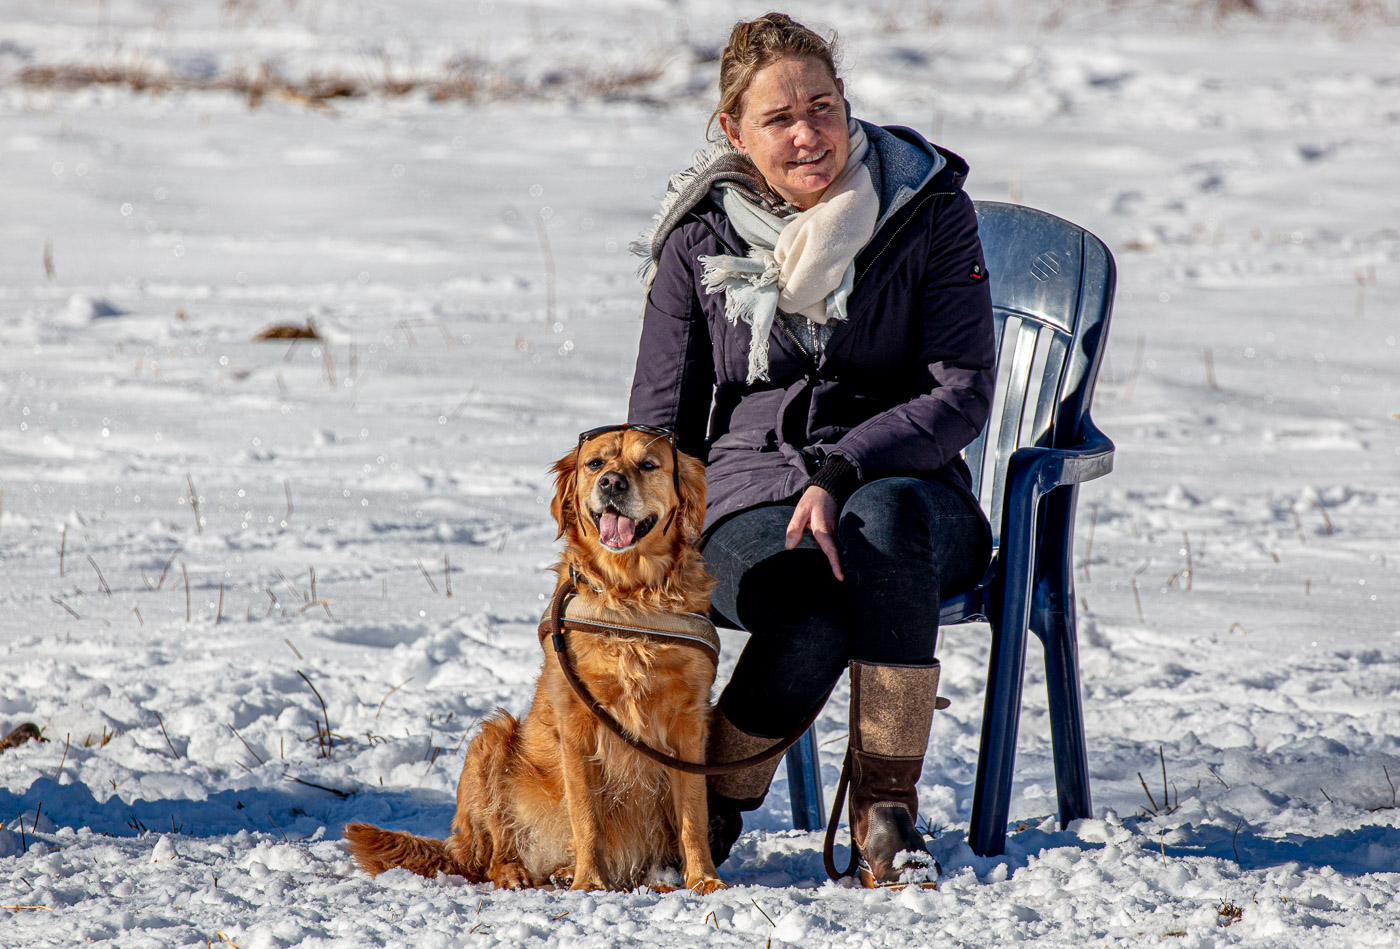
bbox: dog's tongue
[599,510,637,549]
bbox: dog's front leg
[671,759,724,893]
[558,732,608,890]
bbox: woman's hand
[785,485,844,580]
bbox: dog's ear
[674,449,707,541]
[550,449,579,540]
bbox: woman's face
[719,56,848,211]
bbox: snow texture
[2,1,1398,946]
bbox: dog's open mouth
[591,506,658,551]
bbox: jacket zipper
[853,190,952,289]
[775,315,816,363]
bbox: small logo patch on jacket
[969,262,987,281]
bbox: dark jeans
[703,477,991,739]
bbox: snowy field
[2,0,1398,945]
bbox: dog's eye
[639,461,657,471]
[585,459,604,470]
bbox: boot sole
[857,861,941,890]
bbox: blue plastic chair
[784,200,1117,858]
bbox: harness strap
[545,578,829,776]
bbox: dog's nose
[597,471,629,496]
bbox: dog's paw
[489,862,531,889]
[687,876,727,895]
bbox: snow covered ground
[2,1,1398,946]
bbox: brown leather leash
[822,749,859,880]
[543,577,830,776]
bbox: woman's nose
[792,120,820,149]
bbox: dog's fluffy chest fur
[563,633,712,761]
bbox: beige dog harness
[539,577,826,775]
[539,590,721,662]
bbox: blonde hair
[707,12,841,140]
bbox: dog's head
[550,427,706,556]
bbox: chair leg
[785,727,826,831]
[1040,591,1092,827]
[968,598,1031,858]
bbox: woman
[627,13,995,887]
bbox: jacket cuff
[807,455,861,506]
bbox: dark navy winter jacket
[628,128,997,535]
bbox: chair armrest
[1005,418,1115,502]
[994,419,1115,610]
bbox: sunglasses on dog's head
[575,424,681,496]
[574,424,682,539]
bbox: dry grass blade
[157,545,182,590]
[297,670,334,756]
[296,599,334,617]
[1138,771,1159,813]
[286,775,350,798]
[186,474,204,534]
[49,596,80,620]
[1368,765,1397,812]
[1160,746,1170,811]
[376,678,414,718]
[155,711,181,759]
[274,568,306,604]
[227,723,265,766]
[1310,499,1334,536]
[59,524,67,577]
[52,733,70,779]
[183,563,191,622]
[416,559,439,593]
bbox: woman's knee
[837,477,990,587]
[838,478,936,548]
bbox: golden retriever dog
[345,427,722,892]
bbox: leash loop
[544,578,828,776]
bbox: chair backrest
[964,201,1116,550]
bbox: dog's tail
[343,823,470,879]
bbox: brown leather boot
[704,708,785,867]
[845,660,947,887]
